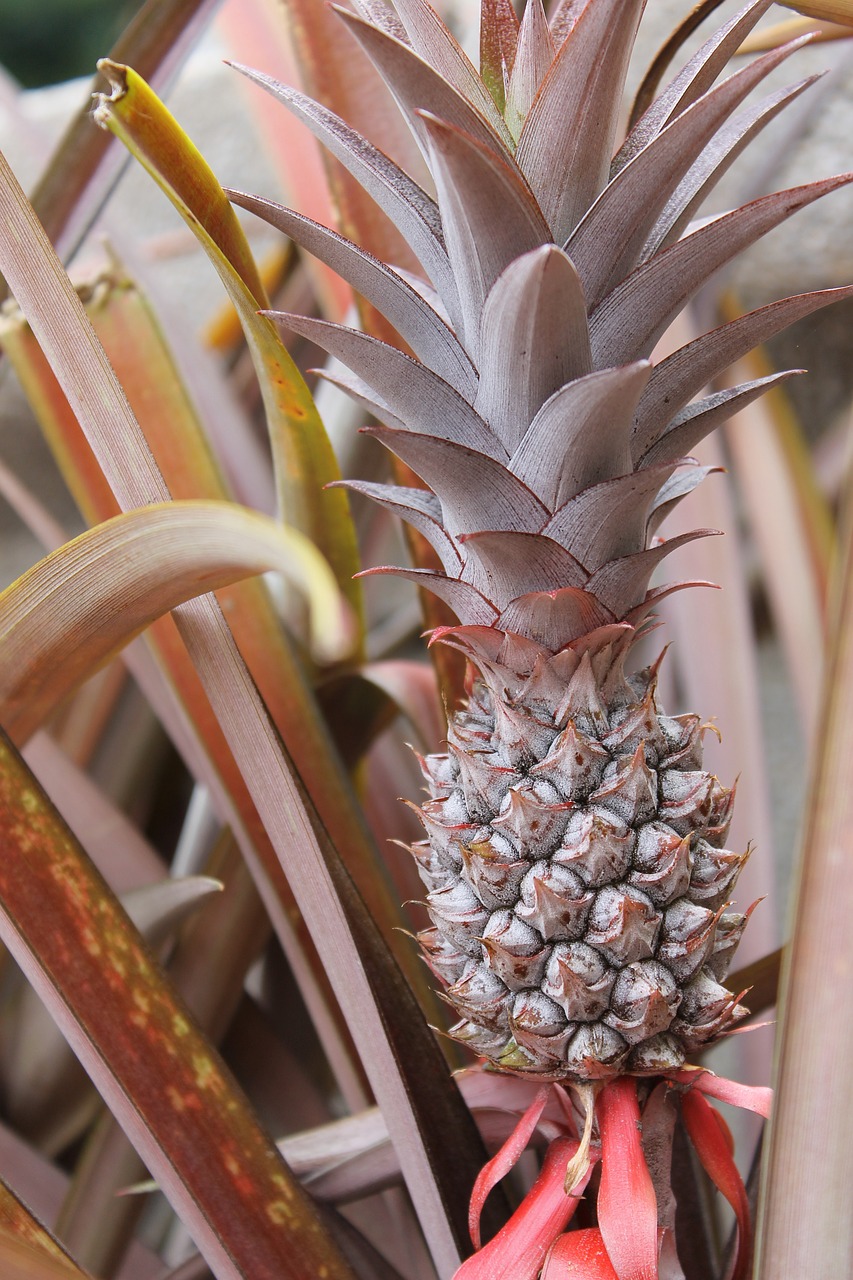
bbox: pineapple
[231,0,851,1082]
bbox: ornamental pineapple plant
[230,0,848,1089]
[0,1,851,1279]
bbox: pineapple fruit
[231,0,851,1082]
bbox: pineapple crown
[229,0,852,655]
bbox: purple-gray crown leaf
[614,0,774,174]
[497,587,615,651]
[233,193,476,398]
[642,72,821,263]
[227,64,455,303]
[268,312,501,458]
[509,363,650,511]
[515,0,646,243]
[544,462,682,570]
[333,6,513,162]
[589,172,853,367]
[350,0,411,42]
[338,478,461,573]
[631,286,853,461]
[565,34,813,309]
[640,371,801,469]
[390,0,510,142]
[458,530,588,607]
[474,246,592,452]
[364,425,549,537]
[420,112,550,360]
[504,0,554,141]
[360,565,499,625]
[647,465,719,539]
[585,530,720,616]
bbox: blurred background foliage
[0,0,141,87]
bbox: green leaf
[92,60,363,632]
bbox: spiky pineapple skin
[414,630,750,1081]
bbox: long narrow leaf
[0,739,356,1280]
[755,456,853,1276]
[0,501,351,744]
[92,61,362,623]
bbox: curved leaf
[0,501,352,744]
[92,60,363,625]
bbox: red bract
[542,1228,620,1278]
[456,1068,771,1280]
[597,1078,659,1280]
[454,1137,593,1280]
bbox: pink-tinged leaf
[541,1229,619,1280]
[740,14,853,50]
[391,0,510,141]
[365,426,549,538]
[620,0,774,168]
[357,659,444,752]
[476,246,592,455]
[358,565,499,627]
[226,66,455,303]
[516,0,645,242]
[338,479,460,574]
[469,1085,550,1249]
[590,173,853,367]
[460,531,589,606]
[454,1138,591,1280]
[505,0,554,141]
[596,1078,658,1280]
[511,362,649,510]
[267,311,498,456]
[332,6,513,160]
[566,33,812,308]
[227,193,477,399]
[641,371,800,469]
[682,1091,751,1280]
[632,286,853,460]
[0,737,357,1280]
[480,0,519,113]
[419,113,550,360]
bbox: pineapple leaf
[641,72,822,261]
[267,312,499,455]
[640,371,802,468]
[617,0,774,172]
[458,531,589,605]
[544,464,682,568]
[359,565,500,626]
[0,1180,88,1279]
[93,61,363,624]
[391,0,510,140]
[566,33,814,308]
[479,0,519,114]
[585,530,720,616]
[504,0,554,141]
[0,736,357,1280]
[339,479,463,574]
[420,112,550,357]
[228,191,477,398]
[497,587,614,650]
[475,246,592,453]
[632,285,853,459]
[589,173,853,366]
[226,65,457,303]
[515,0,645,242]
[509,363,650,510]
[364,426,548,536]
[332,5,513,159]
